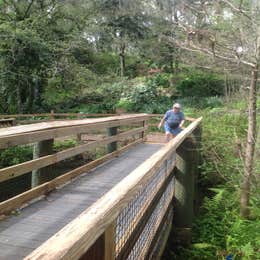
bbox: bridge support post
[173,132,200,245]
[80,222,116,260]
[107,127,117,153]
[31,139,54,187]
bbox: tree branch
[23,0,35,19]
[166,36,255,68]
[220,0,252,21]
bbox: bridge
[0,114,202,260]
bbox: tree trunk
[16,83,23,113]
[240,66,258,218]
[119,42,125,77]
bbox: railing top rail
[25,117,202,260]
[0,114,147,138]
[0,113,196,122]
[0,113,116,118]
[0,114,149,149]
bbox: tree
[165,0,259,218]
[0,0,93,113]
[95,0,149,77]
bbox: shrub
[176,73,225,97]
[0,146,32,168]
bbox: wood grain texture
[0,115,148,148]
[24,117,202,260]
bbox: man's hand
[158,123,162,130]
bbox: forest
[0,0,259,259]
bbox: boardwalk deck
[0,143,163,260]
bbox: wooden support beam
[31,139,54,187]
[107,127,117,153]
[79,235,104,260]
[104,222,116,260]
[79,221,116,260]
[174,141,195,227]
[173,126,202,242]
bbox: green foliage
[0,21,53,113]
[0,146,32,168]
[172,102,260,260]
[178,96,224,109]
[176,73,225,97]
[115,76,173,113]
[53,140,77,152]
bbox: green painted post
[31,139,54,187]
[107,127,118,153]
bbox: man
[158,103,185,142]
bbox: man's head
[172,103,181,112]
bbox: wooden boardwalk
[0,143,163,260]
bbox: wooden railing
[0,118,16,128]
[0,114,149,215]
[0,112,196,132]
[24,117,202,260]
[0,112,117,125]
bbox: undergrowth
[165,97,260,260]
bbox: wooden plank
[0,113,116,119]
[24,117,202,260]
[0,114,147,137]
[104,221,116,260]
[0,115,149,148]
[31,139,54,187]
[0,138,144,215]
[0,127,146,183]
[79,235,104,260]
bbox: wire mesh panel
[148,207,174,259]
[127,179,174,260]
[115,151,176,259]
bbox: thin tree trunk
[240,66,258,218]
[119,42,125,77]
[17,83,23,113]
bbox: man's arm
[179,119,185,128]
[179,112,185,128]
[158,117,165,129]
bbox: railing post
[107,127,117,153]
[31,139,54,187]
[50,110,55,120]
[80,222,116,260]
[77,113,82,142]
[104,221,116,260]
[192,125,202,215]
[140,120,147,140]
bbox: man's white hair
[173,103,181,108]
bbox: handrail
[0,113,115,119]
[0,114,148,148]
[25,117,202,260]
